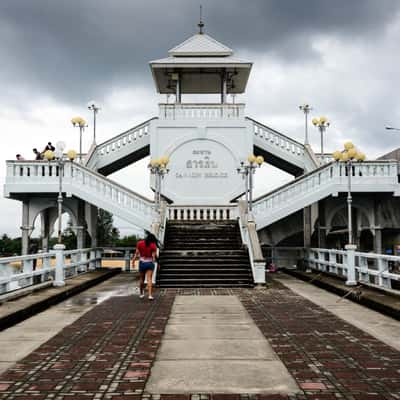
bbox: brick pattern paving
[237,282,400,400]
[0,282,400,399]
[0,291,175,400]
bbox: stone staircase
[157,220,254,288]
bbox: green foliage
[96,209,120,246]
[0,234,21,256]
[114,234,139,248]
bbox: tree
[115,234,139,248]
[97,209,120,246]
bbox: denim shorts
[139,261,155,272]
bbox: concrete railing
[159,103,245,120]
[0,247,102,295]
[85,118,155,171]
[249,117,306,171]
[237,201,265,284]
[167,205,238,221]
[253,161,399,229]
[306,247,400,290]
[5,161,155,232]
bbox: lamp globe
[332,150,342,161]
[67,150,77,161]
[256,155,264,165]
[247,154,257,163]
[44,150,54,161]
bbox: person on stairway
[132,233,158,300]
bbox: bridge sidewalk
[0,274,399,398]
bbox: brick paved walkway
[0,281,399,399]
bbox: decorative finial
[198,5,204,34]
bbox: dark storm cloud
[0,0,399,104]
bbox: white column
[21,200,30,255]
[345,244,357,286]
[53,243,66,287]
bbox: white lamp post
[299,104,312,145]
[237,154,264,215]
[88,101,101,144]
[312,116,330,163]
[71,116,88,163]
[148,156,170,213]
[43,147,77,244]
[332,143,366,285]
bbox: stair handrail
[247,116,305,148]
[85,117,157,167]
[70,162,154,204]
[238,201,265,285]
[253,159,397,204]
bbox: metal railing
[0,248,102,295]
[159,103,245,120]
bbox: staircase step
[158,220,253,288]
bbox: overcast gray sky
[1,0,400,236]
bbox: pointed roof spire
[198,5,204,34]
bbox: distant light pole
[332,143,366,246]
[88,101,101,144]
[148,156,170,213]
[237,154,264,214]
[299,104,312,145]
[312,116,330,163]
[43,146,77,244]
[71,117,88,163]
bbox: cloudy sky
[1,0,400,237]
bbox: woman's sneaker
[139,292,145,299]
[148,296,154,300]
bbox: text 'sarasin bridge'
[5,26,400,289]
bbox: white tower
[149,26,253,204]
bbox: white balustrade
[0,248,101,295]
[167,205,238,221]
[253,161,399,229]
[250,118,305,159]
[306,248,400,291]
[97,119,152,157]
[84,119,154,171]
[5,161,155,231]
[159,103,245,120]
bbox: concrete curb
[0,268,122,332]
[283,268,400,321]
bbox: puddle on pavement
[63,274,138,308]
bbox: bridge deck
[0,273,399,398]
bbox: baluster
[378,258,391,288]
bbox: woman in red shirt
[133,233,158,300]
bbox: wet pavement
[0,273,137,375]
[0,274,399,398]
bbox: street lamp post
[148,156,170,213]
[71,117,88,163]
[299,104,312,145]
[43,147,77,244]
[88,101,101,144]
[312,116,330,163]
[237,154,264,215]
[332,143,365,285]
